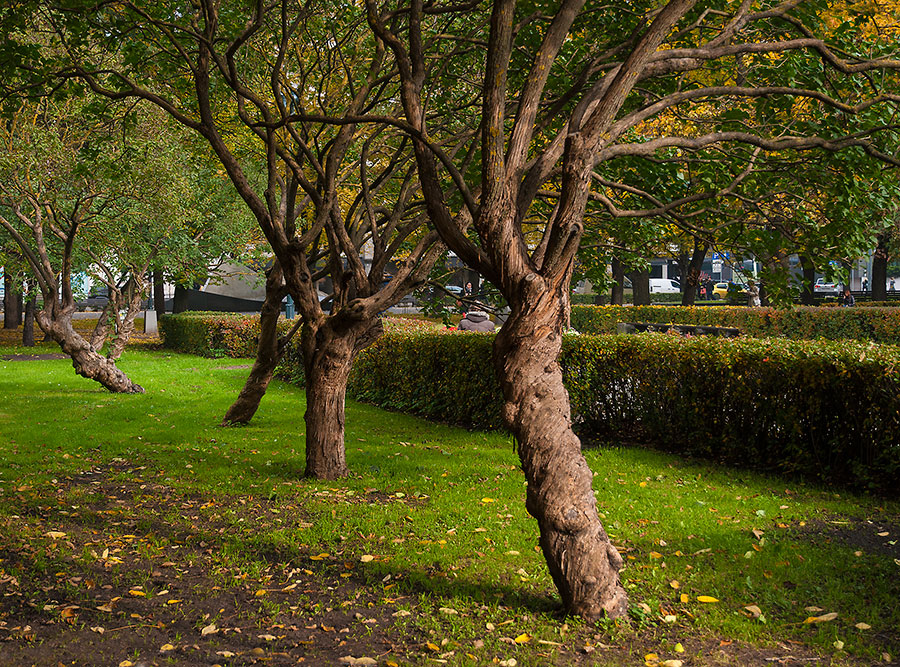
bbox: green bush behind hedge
[571,304,900,343]
[161,312,900,493]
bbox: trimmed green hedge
[571,304,900,343]
[159,311,291,358]
[161,312,900,493]
[348,331,900,493]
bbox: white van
[648,278,681,294]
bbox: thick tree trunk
[3,274,21,329]
[610,256,625,305]
[223,265,291,425]
[493,286,627,620]
[680,241,708,306]
[799,255,816,305]
[153,270,166,318]
[37,309,144,393]
[872,235,888,302]
[629,269,651,305]
[301,317,383,480]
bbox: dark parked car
[75,293,110,311]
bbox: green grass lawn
[0,343,897,666]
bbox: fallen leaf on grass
[669,580,680,589]
[90,626,105,634]
[128,590,146,597]
[834,640,845,650]
[360,555,374,563]
[697,596,719,603]
[310,553,330,561]
[855,623,871,630]
[45,531,67,539]
[339,657,377,666]
[426,642,441,652]
[514,633,531,644]
[166,599,182,605]
[679,594,689,603]
[649,551,663,559]
[744,605,762,618]
[201,623,218,636]
[803,612,838,624]
[439,607,458,615]
[392,610,411,618]
[160,644,175,652]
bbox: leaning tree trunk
[37,309,144,393]
[872,235,888,302]
[300,316,384,480]
[493,285,627,620]
[223,265,292,425]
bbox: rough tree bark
[90,299,115,351]
[223,263,292,425]
[300,315,384,479]
[494,280,627,619]
[37,307,144,393]
[107,278,146,362]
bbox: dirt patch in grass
[0,462,887,667]
[791,516,900,560]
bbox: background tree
[7,1,461,479]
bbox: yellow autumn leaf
[481,498,495,503]
[674,643,685,653]
[697,596,719,603]
[166,599,182,605]
[127,590,146,597]
[426,642,440,652]
[855,622,871,630]
[804,612,838,624]
[160,644,175,652]
[310,553,330,561]
[46,531,67,539]
[360,555,374,563]
[255,589,267,596]
[669,580,680,589]
[514,632,531,644]
[649,551,663,559]
[680,593,689,603]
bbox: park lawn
[0,344,897,666]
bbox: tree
[0,94,244,390]
[367,0,900,619]
[5,1,462,479]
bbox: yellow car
[712,282,748,300]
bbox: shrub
[571,304,900,343]
[349,331,900,494]
[160,311,900,493]
[160,311,269,358]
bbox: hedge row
[161,312,900,493]
[159,311,294,358]
[571,304,900,343]
[349,331,900,493]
